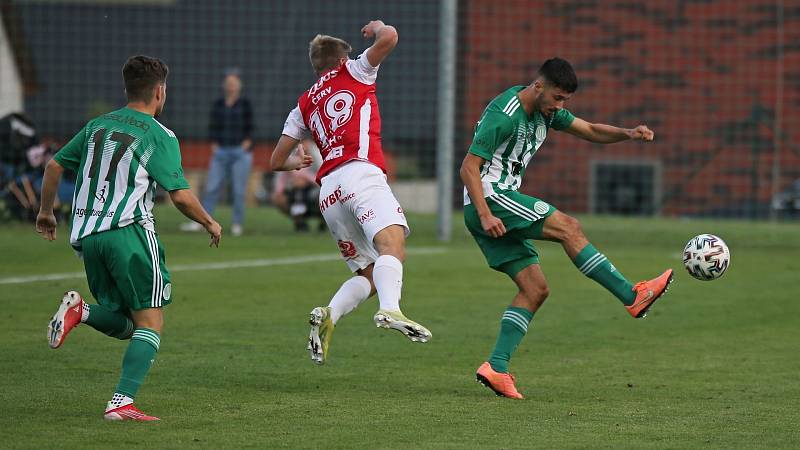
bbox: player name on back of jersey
[103,113,151,133]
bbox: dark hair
[309,34,352,74]
[122,55,169,102]
[538,57,578,93]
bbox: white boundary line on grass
[0,247,447,285]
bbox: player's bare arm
[361,20,398,67]
[564,117,654,143]
[35,158,65,241]
[270,135,312,171]
[169,189,222,247]
[460,153,506,238]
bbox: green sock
[573,243,636,305]
[488,306,534,373]
[85,304,134,339]
[115,328,160,398]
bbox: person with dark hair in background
[181,70,253,236]
[461,58,673,399]
[37,55,221,421]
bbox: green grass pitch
[1,207,798,448]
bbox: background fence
[2,0,799,225]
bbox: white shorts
[319,161,410,272]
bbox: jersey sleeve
[282,106,310,140]
[146,135,191,191]
[468,111,514,160]
[345,50,379,85]
[550,108,576,130]
[53,125,87,172]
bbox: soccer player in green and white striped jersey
[36,56,222,421]
[461,58,674,399]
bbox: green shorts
[464,190,556,278]
[79,224,172,312]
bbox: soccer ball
[683,234,730,281]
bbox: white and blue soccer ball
[683,234,731,281]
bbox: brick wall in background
[460,0,800,217]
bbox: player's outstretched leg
[627,269,674,318]
[371,226,432,343]
[542,211,673,318]
[308,275,372,365]
[476,263,545,399]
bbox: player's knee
[560,214,584,242]
[132,310,164,334]
[520,284,548,308]
[530,284,550,303]
[373,228,406,261]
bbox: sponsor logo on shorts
[397,206,404,215]
[337,240,357,259]
[358,209,376,224]
[319,186,355,212]
[162,283,172,300]
[533,201,550,215]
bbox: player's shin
[84,304,135,339]
[113,328,160,402]
[572,243,635,305]
[328,275,372,323]
[373,255,403,312]
[488,306,534,373]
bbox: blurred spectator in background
[1,113,75,221]
[271,140,324,231]
[4,140,75,221]
[181,69,253,236]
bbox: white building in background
[0,10,24,117]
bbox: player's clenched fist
[629,125,654,141]
[361,20,386,38]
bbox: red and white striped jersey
[282,50,386,184]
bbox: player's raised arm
[361,20,398,67]
[564,117,654,144]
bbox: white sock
[373,255,403,312]
[107,392,134,410]
[328,276,372,324]
[81,302,90,323]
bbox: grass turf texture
[1,207,798,449]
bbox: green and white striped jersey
[464,86,575,205]
[54,107,190,248]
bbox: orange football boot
[626,269,674,318]
[476,362,524,399]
